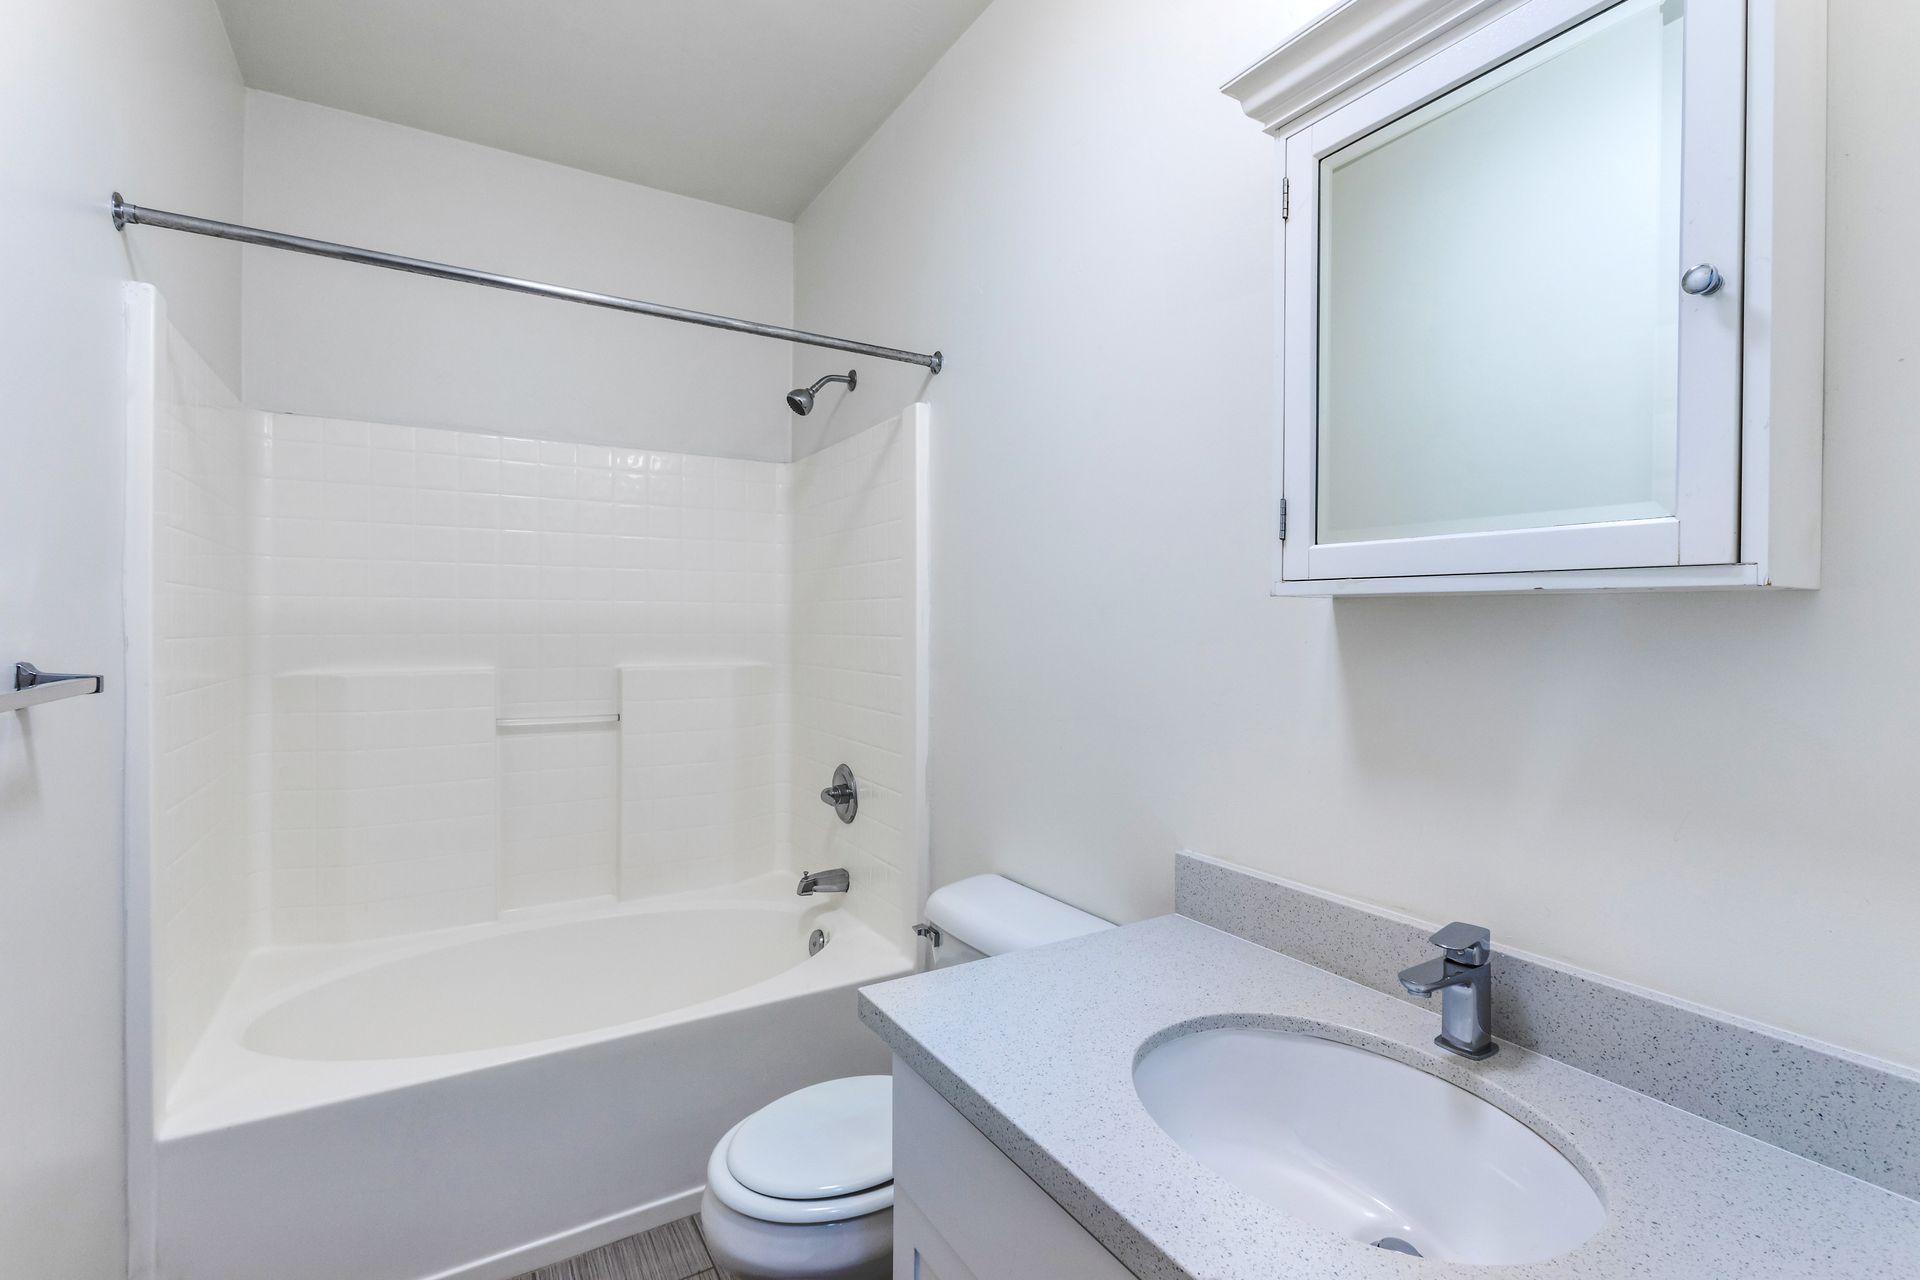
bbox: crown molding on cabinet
[1221,0,1515,132]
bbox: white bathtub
[153,875,913,1280]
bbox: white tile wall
[498,726,620,910]
[150,314,257,1092]
[258,416,791,923]
[269,670,498,943]
[150,403,922,1059]
[620,663,782,896]
[786,414,924,943]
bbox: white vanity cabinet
[1224,0,1826,595]
[890,1060,1136,1280]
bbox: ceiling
[214,0,992,220]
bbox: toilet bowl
[698,875,1109,1279]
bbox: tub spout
[797,868,850,896]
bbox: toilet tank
[922,874,1111,968]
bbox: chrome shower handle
[819,764,858,823]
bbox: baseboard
[420,1185,705,1280]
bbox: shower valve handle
[818,764,858,824]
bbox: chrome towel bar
[3,662,104,713]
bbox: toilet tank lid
[924,874,1111,956]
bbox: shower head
[786,370,857,416]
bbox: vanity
[861,855,1920,1279]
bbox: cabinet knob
[1680,263,1724,296]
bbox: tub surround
[785,416,929,948]
[255,414,792,942]
[133,288,261,1095]
[859,860,1920,1279]
[134,330,931,1084]
[246,404,925,947]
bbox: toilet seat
[707,1076,894,1225]
[728,1075,892,1200]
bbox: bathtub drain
[808,928,829,956]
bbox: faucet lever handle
[1429,921,1491,965]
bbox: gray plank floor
[512,1214,738,1280]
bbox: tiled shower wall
[619,662,781,897]
[787,414,924,943]
[146,301,258,1089]
[256,416,791,939]
[268,670,498,943]
[145,374,925,1086]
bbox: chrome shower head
[786,370,857,416]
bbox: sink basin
[1134,1027,1604,1265]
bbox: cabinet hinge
[1277,497,1288,541]
[1281,177,1290,220]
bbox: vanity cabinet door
[910,1254,965,1280]
[891,1060,1136,1280]
[896,1202,980,1280]
[1278,0,1746,585]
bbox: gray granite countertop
[859,916,1920,1279]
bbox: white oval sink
[1134,1027,1603,1265]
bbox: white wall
[793,0,1920,1069]
[0,3,243,1277]
[242,92,797,460]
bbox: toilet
[698,874,1111,1280]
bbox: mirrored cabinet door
[1278,0,1746,583]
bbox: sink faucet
[796,868,850,896]
[1398,922,1497,1060]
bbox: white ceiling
[214,0,992,221]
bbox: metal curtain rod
[110,194,943,373]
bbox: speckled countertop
[859,916,1920,1279]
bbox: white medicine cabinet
[1224,0,1826,595]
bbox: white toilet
[698,874,1110,1280]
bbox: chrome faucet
[796,868,850,896]
[1398,922,1497,1059]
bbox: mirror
[1314,0,1685,546]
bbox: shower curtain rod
[110,193,944,373]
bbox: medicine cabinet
[1224,0,1825,594]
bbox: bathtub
[152,874,913,1280]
